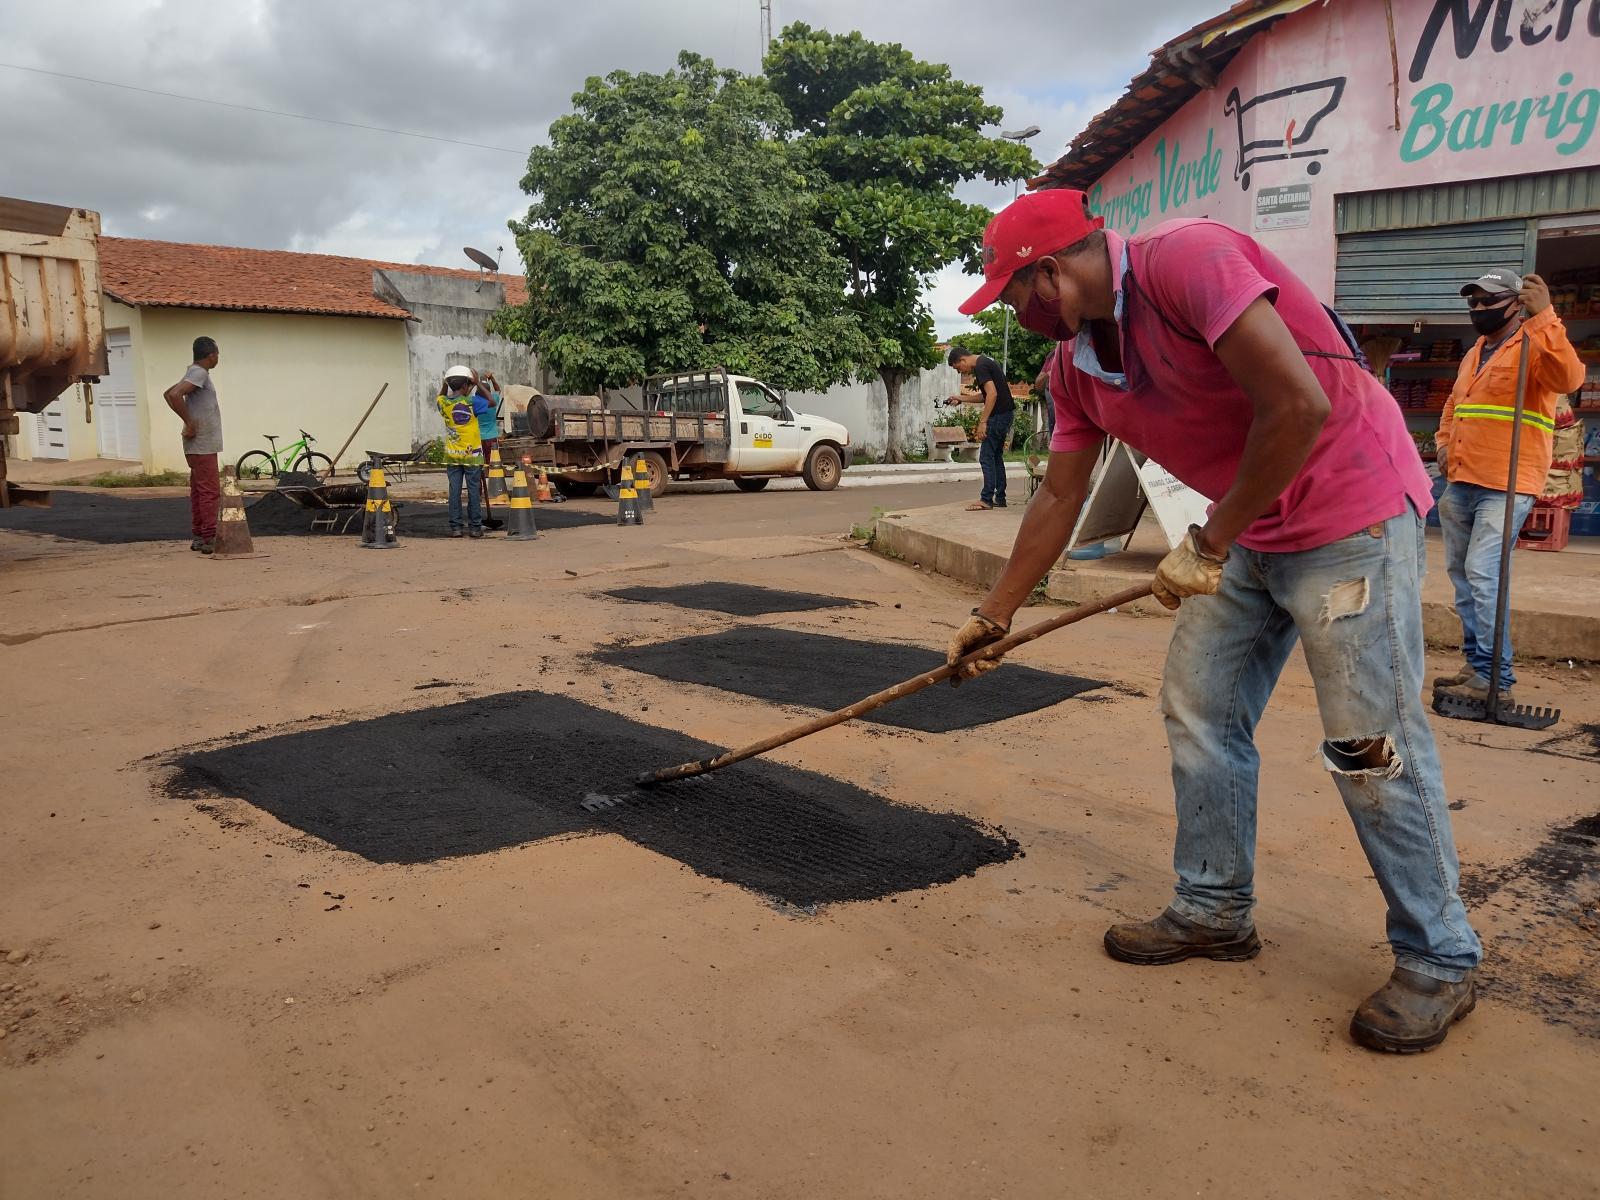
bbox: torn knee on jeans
[1322,734,1403,780]
[1319,577,1370,624]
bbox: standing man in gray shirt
[163,336,224,553]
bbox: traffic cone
[631,455,655,514]
[212,468,257,559]
[505,468,538,541]
[486,447,508,501]
[616,461,642,527]
[360,465,399,549]
[535,468,553,503]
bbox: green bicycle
[235,429,333,481]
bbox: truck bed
[1,197,108,507]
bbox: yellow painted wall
[134,307,410,474]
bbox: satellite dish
[464,245,503,293]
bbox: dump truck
[0,197,107,507]
[500,368,851,496]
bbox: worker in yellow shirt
[437,365,486,538]
[1434,269,1585,705]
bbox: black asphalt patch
[0,490,608,543]
[604,582,862,616]
[1461,810,1600,1039]
[164,692,1018,906]
[594,628,1107,732]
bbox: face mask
[1017,289,1074,342]
[1469,303,1514,337]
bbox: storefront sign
[1254,183,1313,230]
[1075,0,1600,296]
[1087,129,1223,234]
[1400,71,1599,162]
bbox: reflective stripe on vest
[1452,403,1556,433]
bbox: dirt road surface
[2,481,1597,1199]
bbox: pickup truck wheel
[734,477,769,493]
[802,445,842,491]
[632,451,671,497]
[553,478,599,499]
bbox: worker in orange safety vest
[1434,268,1586,706]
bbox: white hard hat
[444,364,475,380]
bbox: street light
[998,125,1040,383]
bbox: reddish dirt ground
[2,481,1597,1199]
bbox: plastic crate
[1516,506,1570,552]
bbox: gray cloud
[2,0,1212,327]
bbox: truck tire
[553,478,599,499]
[802,445,842,492]
[632,451,671,497]
[734,477,769,493]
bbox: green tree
[947,306,1054,384]
[764,24,1036,461]
[493,52,868,393]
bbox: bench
[929,425,977,463]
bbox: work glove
[946,609,1010,686]
[1152,525,1228,611]
[1435,447,1449,479]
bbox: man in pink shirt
[947,190,1479,1054]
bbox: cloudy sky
[2,0,1211,336]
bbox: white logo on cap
[1016,246,1033,258]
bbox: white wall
[788,363,961,460]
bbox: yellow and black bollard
[631,455,655,514]
[360,464,399,549]
[486,447,508,502]
[505,467,538,541]
[615,461,642,527]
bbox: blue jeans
[1437,481,1533,690]
[1161,512,1480,983]
[979,410,1013,506]
[446,465,483,532]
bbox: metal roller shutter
[1334,219,1530,323]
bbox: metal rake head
[1431,690,1561,730]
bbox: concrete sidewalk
[5,458,143,484]
[872,501,1600,662]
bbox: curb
[872,514,1600,662]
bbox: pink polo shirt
[1050,220,1433,553]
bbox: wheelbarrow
[274,474,377,535]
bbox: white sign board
[1136,457,1214,547]
[1066,441,1212,554]
[1253,183,1312,231]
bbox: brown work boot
[1432,664,1475,688]
[1349,967,1476,1053]
[1103,907,1262,966]
[1437,673,1514,708]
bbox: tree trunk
[881,368,907,464]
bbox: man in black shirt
[948,345,1014,509]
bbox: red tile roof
[99,237,528,319]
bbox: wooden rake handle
[634,582,1154,787]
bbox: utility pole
[998,125,1041,383]
[759,0,773,60]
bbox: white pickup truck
[505,367,852,496]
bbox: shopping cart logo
[1223,76,1347,192]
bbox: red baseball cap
[958,189,1104,315]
